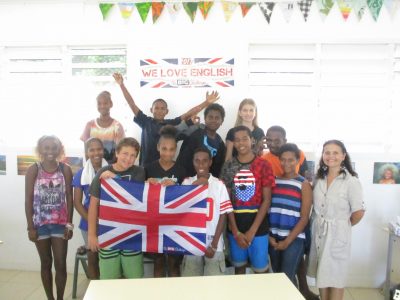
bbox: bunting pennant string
[338,0,353,20]
[118,3,135,19]
[259,2,276,23]
[99,3,114,20]
[152,2,165,23]
[136,2,152,23]
[183,2,199,22]
[278,2,295,22]
[239,2,255,17]
[367,0,384,20]
[99,1,399,23]
[199,1,214,19]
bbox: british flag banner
[98,178,208,255]
[139,57,234,88]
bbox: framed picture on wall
[373,162,400,184]
[0,155,5,175]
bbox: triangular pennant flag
[152,2,165,23]
[316,0,334,21]
[384,0,400,19]
[278,2,295,22]
[198,2,214,19]
[222,1,239,22]
[99,4,114,20]
[337,0,353,20]
[353,0,367,21]
[118,3,135,19]
[240,2,255,17]
[367,0,384,21]
[259,2,276,23]
[165,3,182,23]
[136,2,152,23]
[297,0,313,21]
[183,2,199,22]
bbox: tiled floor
[0,268,384,300]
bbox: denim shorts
[37,224,65,240]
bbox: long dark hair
[316,140,358,179]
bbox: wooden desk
[84,273,305,300]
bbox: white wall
[0,1,400,288]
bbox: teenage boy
[113,73,219,166]
[181,147,233,276]
[177,103,226,178]
[220,126,275,274]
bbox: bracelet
[233,231,242,239]
[65,223,74,231]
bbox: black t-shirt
[134,110,181,166]
[90,165,145,198]
[177,128,226,178]
[226,126,265,157]
[144,160,186,185]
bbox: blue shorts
[37,224,65,240]
[228,233,269,273]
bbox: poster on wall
[373,162,400,184]
[139,57,234,88]
[17,155,83,176]
[0,155,5,175]
[305,160,315,182]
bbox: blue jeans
[268,237,305,286]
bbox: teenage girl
[25,135,73,300]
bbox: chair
[72,250,89,299]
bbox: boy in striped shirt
[181,147,233,276]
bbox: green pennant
[367,0,384,21]
[183,2,199,22]
[316,0,334,20]
[99,4,114,20]
[136,2,152,23]
[198,1,214,19]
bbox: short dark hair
[204,103,225,121]
[267,125,286,138]
[97,91,111,102]
[232,125,252,138]
[159,125,177,144]
[278,143,300,160]
[152,98,168,108]
[116,137,140,154]
[84,137,104,153]
[193,147,212,160]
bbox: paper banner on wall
[118,3,135,19]
[139,58,234,88]
[165,2,182,22]
[222,1,239,22]
[385,0,400,18]
[199,1,214,19]
[367,0,384,20]
[298,0,314,21]
[278,2,295,22]
[316,0,334,21]
[99,4,114,20]
[259,2,276,23]
[0,155,5,175]
[152,2,165,23]
[240,2,255,17]
[337,0,353,20]
[136,2,152,23]
[353,0,367,21]
[183,2,199,22]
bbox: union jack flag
[98,178,208,255]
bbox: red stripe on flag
[208,58,222,64]
[165,185,208,209]
[99,229,139,248]
[206,198,213,221]
[153,81,165,88]
[101,179,131,204]
[176,230,206,253]
[145,59,157,64]
[216,82,229,87]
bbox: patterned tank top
[33,162,67,228]
[269,176,306,240]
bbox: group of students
[25,73,365,300]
